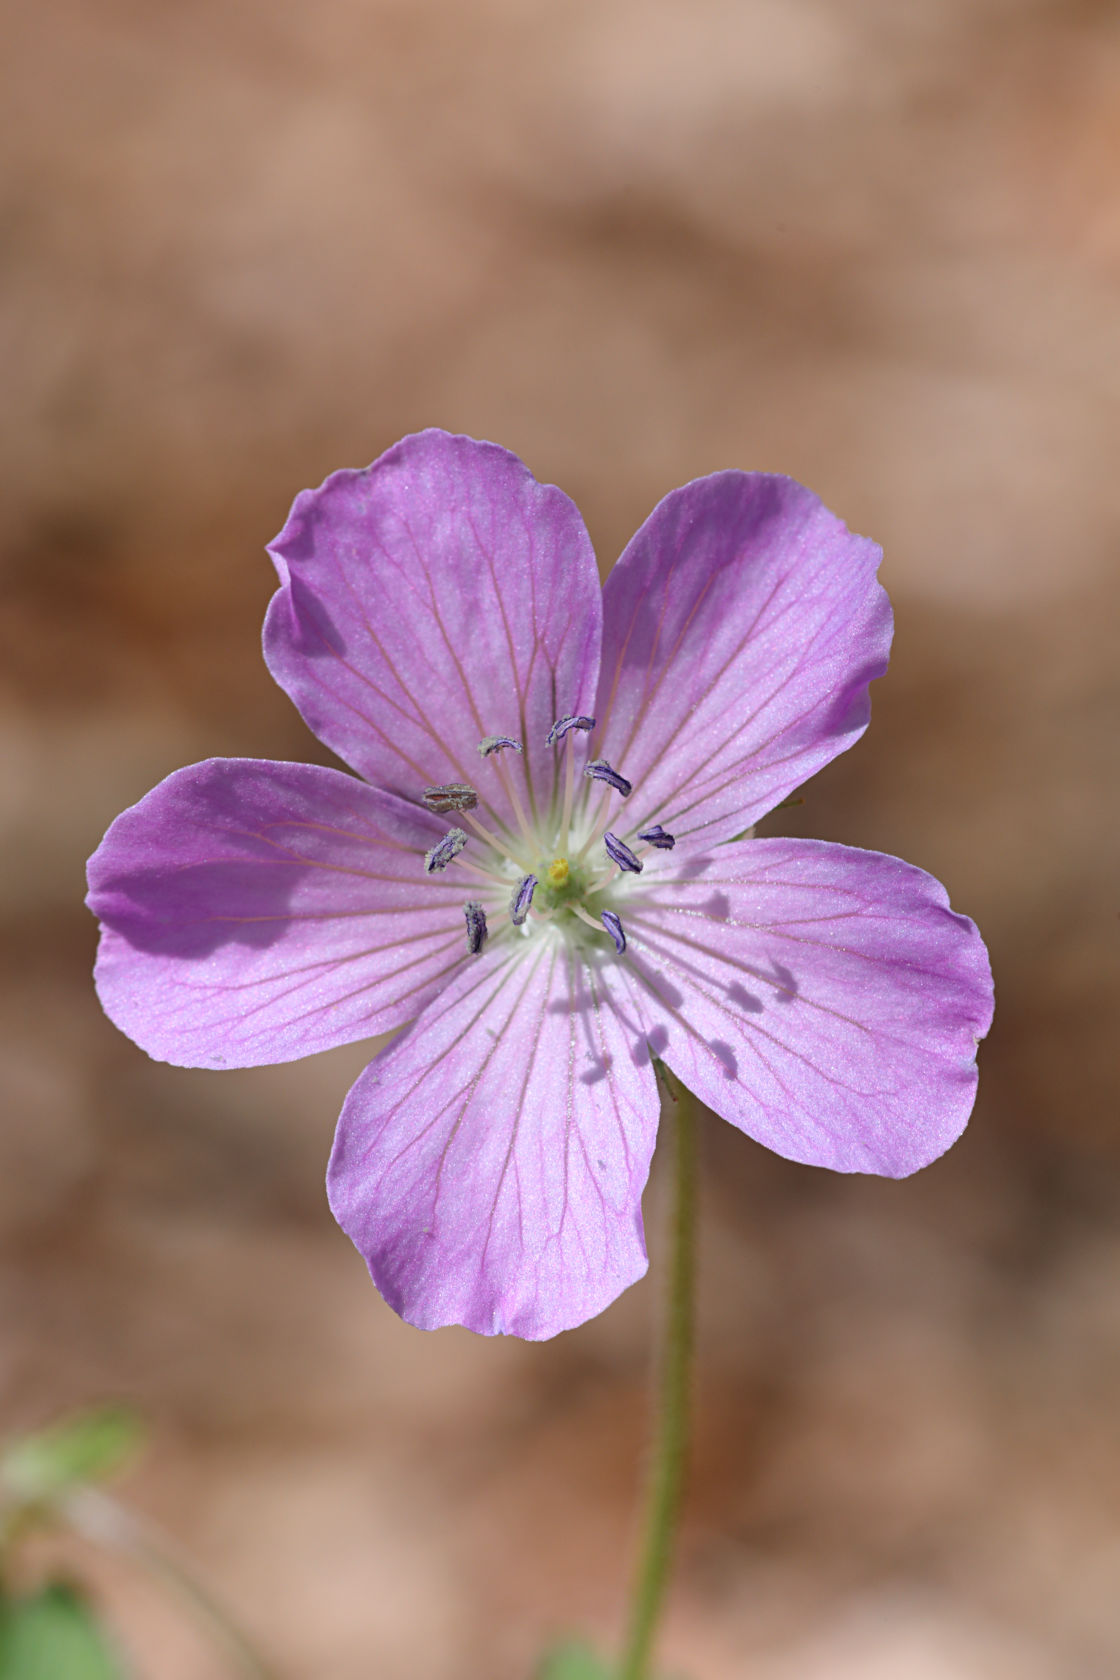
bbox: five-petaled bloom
[86,430,994,1339]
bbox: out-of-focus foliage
[0,1583,127,1680]
[1,1410,141,1509]
[536,1642,615,1680]
[535,1645,683,1680]
[0,1411,140,1680]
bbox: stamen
[584,759,632,798]
[604,831,642,874]
[478,735,523,757]
[601,910,626,954]
[450,855,507,888]
[483,737,536,854]
[510,874,537,926]
[636,824,675,850]
[422,783,479,814]
[460,808,533,873]
[546,714,595,747]
[573,786,611,861]
[424,828,468,873]
[560,722,578,842]
[463,900,488,955]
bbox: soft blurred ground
[1,1,1119,1676]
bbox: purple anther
[604,831,642,874]
[478,735,523,757]
[585,759,633,798]
[422,783,479,814]
[424,827,468,874]
[545,715,596,748]
[510,874,537,927]
[601,910,626,955]
[637,824,676,850]
[464,900,488,955]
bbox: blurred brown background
[1,1,1118,1675]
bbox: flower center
[538,854,595,914]
[419,715,676,957]
[546,857,570,889]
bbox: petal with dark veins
[87,758,464,1068]
[328,940,658,1338]
[595,472,890,843]
[265,429,602,830]
[619,838,993,1176]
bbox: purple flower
[86,430,994,1340]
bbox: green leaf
[1,1409,142,1505]
[535,1642,614,1680]
[0,1582,128,1680]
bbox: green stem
[618,1082,698,1680]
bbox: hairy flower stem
[618,1082,697,1680]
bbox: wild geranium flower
[86,430,994,1339]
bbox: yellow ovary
[546,857,570,888]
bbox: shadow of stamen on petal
[710,1039,739,1079]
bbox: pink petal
[328,940,659,1338]
[264,430,602,831]
[87,759,466,1068]
[622,839,993,1176]
[595,473,891,842]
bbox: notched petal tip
[261,429,604,797]
[637,837,994,1178]
[594,471,891,843]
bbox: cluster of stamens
[419,714,676,957]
